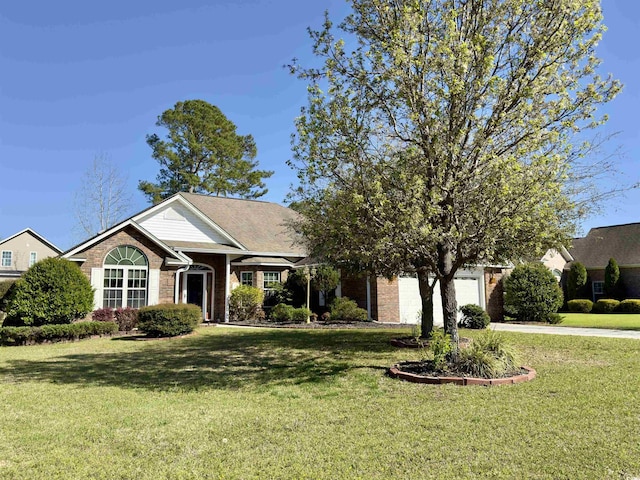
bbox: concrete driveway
[491,322,640,339]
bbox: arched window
[103,246,149,309]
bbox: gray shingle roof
[568,223,640,268]
[179,193,306,256]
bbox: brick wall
[74,226,179,305]
[374,277,400,323]
[484,267,507,322]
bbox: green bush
[567,262,588,300]
[458,304,490,329]
[503,263,563,322]
[429,329,452,371]
[0,280,17,311]
[330,297,369,322]
[114,307,138,332]
[547,313,564,324]
[291,307,312,323]
[592,299,620,314]
[567,299,593,313]
[4,258,94,326]
[138,304,201,337]
[455,330,519,378]
[614,299,640,314]
[0,321,117,346]
[229,285,264,322]
[270,303,295,322]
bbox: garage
[398,269,485,325]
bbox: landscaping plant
[3,258,93,326]
[137,304,201,337]
[504,263,563,322]
[329,297,368,322]
[458,304,490,329]
[229,285,264,322]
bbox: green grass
[559,312,640,330]
[1,326,640,479]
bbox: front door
[185,272,206,320]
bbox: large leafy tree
[288,0,619,348]
[139,100,273,203]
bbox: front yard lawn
[1,326,639,479]
[559,312,640,330]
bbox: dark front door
[186,273,204,310]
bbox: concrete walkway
[491,322,640,339]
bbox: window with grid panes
[103,246,148,308]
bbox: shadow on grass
[0,328,403,392]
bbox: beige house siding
[0,230,60,273]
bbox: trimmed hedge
[270,303,295,322]
[0,321,118,346]
[614,299,640,314]
[592,299,620,314]
[567,299,593,313]
[114,307,138,332]
[458,304,490,329]
[291,307,312,323]
[138,304,201,337]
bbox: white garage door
[398,272,484,325]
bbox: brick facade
[372,277,400,323]
[74,226,180,306]
[484,267,506,322]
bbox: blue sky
[1,0,638,250]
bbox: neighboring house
[540,247,573,281]
[0,228,62,281]
[62,192,506,323]
[568,223,640,301]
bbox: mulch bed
[388,361,536,386]
[390,336,472,348]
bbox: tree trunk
[437,245,459,354]
[417,270,435,339]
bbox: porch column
[224,254,231,323]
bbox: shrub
[615,299,640,314]
[330,297,368,322]
[503,263,563,322]
[455,330,519,378]
[291,307,312,323]
[429,329,452,371]
[320,312,331,322]
[547,313,564,324]
[114,307,138,332]
[592,299,620,314]
[138,304,201,337]
[0,280,17,310]
[458,304,490,329]
[567,299,593,313]
[604,258,622,299]
[0,321,117,346]
[92,307,114,322]
[567,262,588,300]
[4,258,93,326]
[270,303,295,322]
[229,285,264,322]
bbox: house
[540,247,573,281]
[0,228,62,281]
[62,192,504,323]
[568,223,640,301]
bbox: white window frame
[263,271,281,291]
[29,251,37,267]
[593,281,604,296]
[103,246,149,309]
[240,271,254,286]
[1,251,12,267]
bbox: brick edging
[388,364,536,386]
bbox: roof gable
[134,199,242,248]
[0,228,62,254]
[179,193,306,256]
